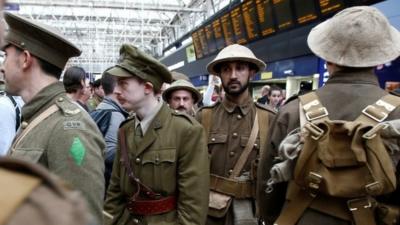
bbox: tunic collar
[325,69,379,86]
[135,99,163,134]
[221,94,253,115]
[21,82,65,122]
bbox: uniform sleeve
[104,138,126,225]
[46,115,105,224]
[177,122,210,225]
[0,97,17,155]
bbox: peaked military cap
[3,12,81,69]
[107,44,172,91]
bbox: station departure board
[294,0,318,24]
[221,13,235,46]
[272,0,294,30]
[191,0,381,59]
[242,0,260,41]
[319,0,345,15]
[256,0,275,37]
[212,19,225,50]
[231,6,248,44]
[205,24,217,54]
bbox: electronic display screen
[205,24,217,54]
[272,0,294,30]
[319,0,345,15]
[191,31,203,59]
[221,13,235,46]
[294,0,318,24]
[242,0,260,41]
[212,19,225,50]
[231,6,248,44]
[255,0,275,36]
[197,28,209,56]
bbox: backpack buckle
[347,197,375,211]
[304,123,324,140]
[362,123,389,139]
[308,172,322,197]
[305,107,329,121]
[362,105,388,122]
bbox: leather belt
[210,174,254,199]
[127,196,176,216]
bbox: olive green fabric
[3,12,81,69]
[8,82,105,223]
[162,79,202,104]
[107,44,172,92]
[104,103,209,225]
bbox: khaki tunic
[104,103,209,225]
[8,82,105,223]
[258,69,400,225]
[196,96,275,225]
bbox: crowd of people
[0,2,400,225]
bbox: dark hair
[268,85,282,96]
[214,61,258,74]
[63,66,86,93]
[37,58,63,79]
[92,79,102,88]
[101,72,116,95]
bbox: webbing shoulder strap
[10,104,59,152]
[298,92,329,123]
[256,107,269,159]
[356,94,400,124]
[0,168,41,225]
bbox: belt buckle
[362,105,388,122]
[347,197,373,211]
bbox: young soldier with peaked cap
[196,44,275,225]
[258,6,400,225]
[162,79,202,116]
[104,44,209,225]
[1,12,105,222]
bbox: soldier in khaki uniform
[1,12,105,222]
[196,44,275,225]
[258,6,400,225]
[104,44,209,225]
[162,79,202,116]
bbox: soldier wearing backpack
[258,6,400,225]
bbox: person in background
[268,85,282,111]
[2,12,105,222]
[162,79,202,116]
[63,66,90,111]
[257,84,270,105]
[87,79,104,112]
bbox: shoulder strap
[0,168,41,225]
[356,94,400,125]
[201,108,213,137]
[118,128,159,199]
[7,95,20,131]
[231,112,259,178]
[10,105,59,152]
[256,107,269,159]
[298,92,329,123]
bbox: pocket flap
[208,133,228,144]
[11,148,45,163]
[240,136,260,149]
[142,149,176,165]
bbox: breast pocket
[10,148,45,163]
[141,149,176,192]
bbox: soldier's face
[114,76,147,112]
[168,89,195,114]
[1,45,24,95]
[219,61,254,96]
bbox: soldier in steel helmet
[196,44,276,225]
[162,79,202,116]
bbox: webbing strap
[10,104,59,153]
[256,107,269,159]
[298,92,329,123]
[0,168,41,225]
[356,94,400,124]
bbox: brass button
[57,97,64,102]
[229,151,235,157]
[232,132,238,138]
[228,169,233,175]
[21,121,29,129]
[211,138,216,142]
[254,143,258,148]
[155,157,159,163]
[237,115,242,120]
[135,158,141,164]
[133,218,140,224]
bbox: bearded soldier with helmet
[196,44,275,225]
